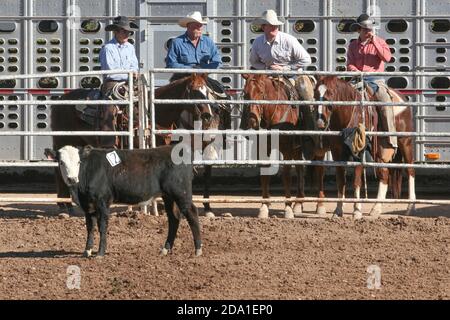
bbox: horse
[241,74,304,219]
[154,73,232,217]
[51,73,224,215]
[312,76,415,218]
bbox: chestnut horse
[242,74,304,219]
[51,73,221,215]
[312,76,415,218]
[154,73,231,217]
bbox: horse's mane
[155,76,190,98]
[322,76,361,102]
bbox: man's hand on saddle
[269,64,285,71]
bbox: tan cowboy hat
[252,9,284,26]
[105,16,138,32]
[178,11,208,28]
[350,14,376,32]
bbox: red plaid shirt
[347,36,392,72]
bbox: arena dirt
[0,198,448,300]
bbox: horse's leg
[292,145,304,216]
[258,174,271,219]
[400,137,416,215]
[282,164,294,219]
[293,164,304,216]
[353,165,363,220]
[315,154,327,215]
[203,165,215,218]
[334,166,346,217]
[370,165,389,218]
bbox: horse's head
[182,73,220,130]
[242,74,270,130]
[313,76,336,131]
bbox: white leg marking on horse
[284,204,294,219]
[370,182,388,217]
[258,204,269,219]
[293,202,303,216]
[406,175,416,215]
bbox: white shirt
[250,31,311,70]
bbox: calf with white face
[45,145,201,258]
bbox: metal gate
[0,0,449,163]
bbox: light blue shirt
[99,37,139,81]
[250,31,311,70]
[166,33,222,69]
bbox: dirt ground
[0,195,449,300]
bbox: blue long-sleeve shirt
[166,33,222,69]
[99,37,139,81]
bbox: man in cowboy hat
[166,11,222,84]
[250,10,311,73]
[249,9,312,101]
[347,13,397,149]
[99,16,139,95]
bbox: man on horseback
[348,14,397,149]
[165,11,225,95]
[249,9,312,99]
[99,16,139,95]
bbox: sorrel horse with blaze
[241,74,304,219]
[312,76,415,218]
[51,73,222,215]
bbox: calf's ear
[81,145,94,159]
[44,148,58,161]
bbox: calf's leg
[160,196,180,255]
[96,201,110,257]
[84,213,97,257]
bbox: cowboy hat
[178,11,208,28]
[350,14,376,32]
[252,9,284,26]
[105,16,138,32]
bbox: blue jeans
[363,76,384,94]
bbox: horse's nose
[317,119,326,130]
[248,117,259,130]
[201,113,212,122]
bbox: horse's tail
[389,151,404,199]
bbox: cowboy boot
[376,85,398,149]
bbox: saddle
[271,76,299,101]
[75,90,105,127]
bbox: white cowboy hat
[178,11,208,28]
[350,14,376,32]
[252,9,284,26]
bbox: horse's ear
[242,74,249,80]
[200,73,208,80]
[81,145,94,159]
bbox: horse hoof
[83,249,93,258]
[405,204,416,216]
[353,210,363,220]
[284,206,294,219]
[205,211,215,218]
[195,248,203,257]
[258,204,269,219]
[293,203,303,216]
[333,208,343,218]
[160,247,169,256]
[369,205,382,218]
[316,206,327,215]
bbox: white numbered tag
[106,151,121,167]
